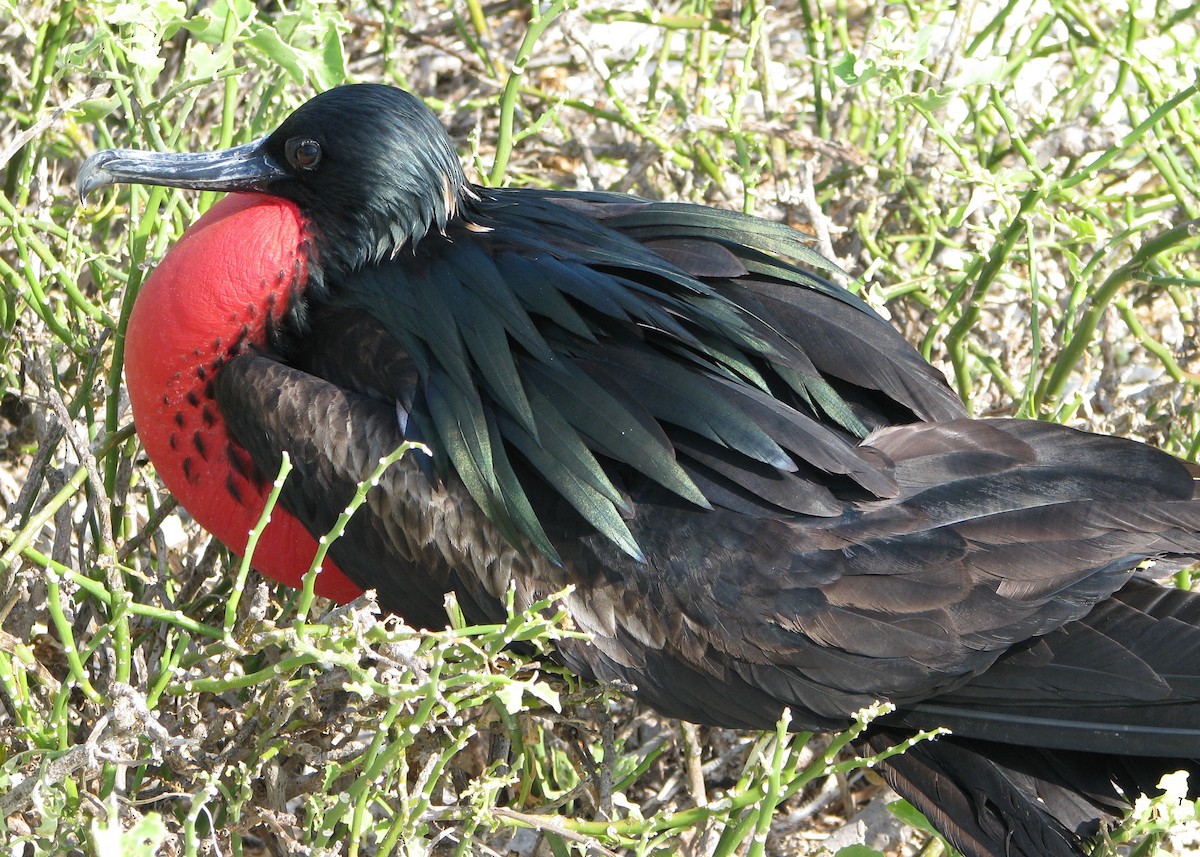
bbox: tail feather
[862,727,1200,857]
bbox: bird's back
[225,187,1200,744]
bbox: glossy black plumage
[79,84,1200,857]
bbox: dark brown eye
[285,138,322,171]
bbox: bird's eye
[285,138,322,171]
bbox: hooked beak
[77,136,287,200]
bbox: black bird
[78,83,1200,857]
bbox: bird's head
[78,84,471,276]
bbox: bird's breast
[125,193,362,603]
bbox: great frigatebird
[78,83,1200,857]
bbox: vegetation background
[1,0,1198,854]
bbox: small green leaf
[316,18,349,89]
[832,52,879,86]
[887,798,940,836]
[523,678,561,712]
[946,55,1006,89]
[90,800,168,857]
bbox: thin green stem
[488,0,573,185]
